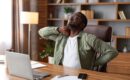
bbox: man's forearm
[95,50,118,66]
[38,27,60,41]
[90,36,118,66]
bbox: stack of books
[125,27,130,36]
[88,0,98,3]
[81,10,94,19]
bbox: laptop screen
[5,52,33,80]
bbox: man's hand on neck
[58,26,81,37]
[58,26,70,36]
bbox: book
[118,11,126,20]
[125,27,130,36]
[56,0,62,3]
[88,0,98,3]
[81,10,94,19]
[86,10,94,19]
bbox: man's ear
[80,23,86,30]
[82,23,86,27]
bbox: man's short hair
[77,12,88,27]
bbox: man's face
[67,13,84,31]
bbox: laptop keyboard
[33,71,50,80]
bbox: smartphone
[78,73,88,80]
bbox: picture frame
[118,11,126,20]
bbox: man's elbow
[112,49,118,58]
[38,27,49,38]
[106,49,118,64]
[38,28,43,37]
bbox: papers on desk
[0,55,5,64]
[31,61,47,69]
[51,75,82,80]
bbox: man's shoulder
[79,32,99,46]
[81,31,97,39]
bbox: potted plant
[40,40,55,64]
[64,7,74,19]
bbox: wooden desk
[107,53,130,75]
[0,63,130,80]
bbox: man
[38,12,118,70]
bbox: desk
[0,63,130,80]
[107,53,130,75]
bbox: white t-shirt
[63,36,81,69]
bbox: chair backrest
[83,25,112,42]
[83,25,112,72]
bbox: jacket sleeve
[88,35,118,66]
[38,27,60,41]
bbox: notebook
[51,75,82,80]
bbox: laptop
[5,51,50,80]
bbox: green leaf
[39,40,55,59]
[64,7,74,13]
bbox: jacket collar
[77,31,84,38]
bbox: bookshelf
[47,0,130,53]
[113,36,130,53]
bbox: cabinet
[47,0,130,52]
[113,36,130,53]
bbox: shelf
[97,19,130,22]
[48,18,130,22]
[48,2,130,6]
[48,18,97,21]
[48,3,115,6]
[117,2,130,5]
[48,18,67,21]
[113,35,130,38]
[82,2,117,5]
[81,2,130,5]
[48,2,117,6]
[48,18,64,21]
[48,3,81,6]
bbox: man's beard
[67,23,79,31]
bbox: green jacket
[39,27,118,69]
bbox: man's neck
[70,30,80,37]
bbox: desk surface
[0,63,130,80]
[107,53,130,75]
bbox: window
[0,0,12,54]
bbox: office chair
[83,25,112,72]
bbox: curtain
[12,0,38,60]
[12,0,23,53]
[0,0,12,54]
